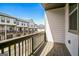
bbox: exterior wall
[5,17,16,25]
[45,7,65,43]
[24,22,28,27]
[0,13,38,41]
[17,21,24,27]
[29,22,34,28]
[0,16,16,25]
[65,4,78,56]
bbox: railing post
[1,48,4,54]
[14,44,16,56]
[18,42,20,56]
[22,41,23,56]
[32,36,34,53]
[44,32,47,42]
[25,40,26,56]
[8,45,11,56]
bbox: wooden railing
[0,31,46,56]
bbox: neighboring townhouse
[6,17,16,39]
[16,19,29,36]
[34,24,38,32]
[0,12,17,40]
[0,12,38,41]
[23,20,29,35]
[28,19,35,33]
[16,19,25,36]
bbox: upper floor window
[69,3,77,13]
[69,3,78,34]
[6,17,10,23]
[13,19,16,24]
[1,16,5,22]
[24,23,25,26]
[14,21,16,24]
[17,21,19,25]
[22,22,23,25]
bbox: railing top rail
[0,31,45,49]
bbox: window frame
[1,16,5,23]
[68,3,78,34]
[6,18,10,23]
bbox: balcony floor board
[46,42,71,56]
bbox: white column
[4,17,7,40]
[23,27,24,35]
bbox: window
[24,23,25,26]
[69,3,78,34]
[7,20,10,23]
[69,3,77,13]
[17,22,19,25]
[13,19,16,24]
[69,10,77,30]
[7,18,10,23]
[1,16,5,22]
[14,21,16,24]
[22,22,23,25]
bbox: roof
[0,12,16,19]
[26,19,35,23]
[16,18,33,23]
[0,12,29,23]
[0,12,36,24]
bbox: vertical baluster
[32,37,33,53]
[14,44,16,56]
[25,40,26,56]
[18,42,20,56]
[28,39,29,55]
[1,48,4,54]
[29,39,30,55]
[31,38,32,53]
[8,45,11,56]
[30,38,31,54]
[22,41,23,56]
[28,39,30,54]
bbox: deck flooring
[46,42,71,56]
[34,42,71,56]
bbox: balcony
[0,31,46,56]
[0,31,71,56]
[6,30,16,33]
[17,30,23,33]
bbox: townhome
[16,19,29,36]
[34,24,38,32]
[0,12,17,41]
[0,12,38,41]
[28,19,35,33]
[16,18,24,36]
[23,20,29,35]
[6,16,16,39]
[0,15,5,41]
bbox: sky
[0,3,45,25]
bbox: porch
[0,31,70,56]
